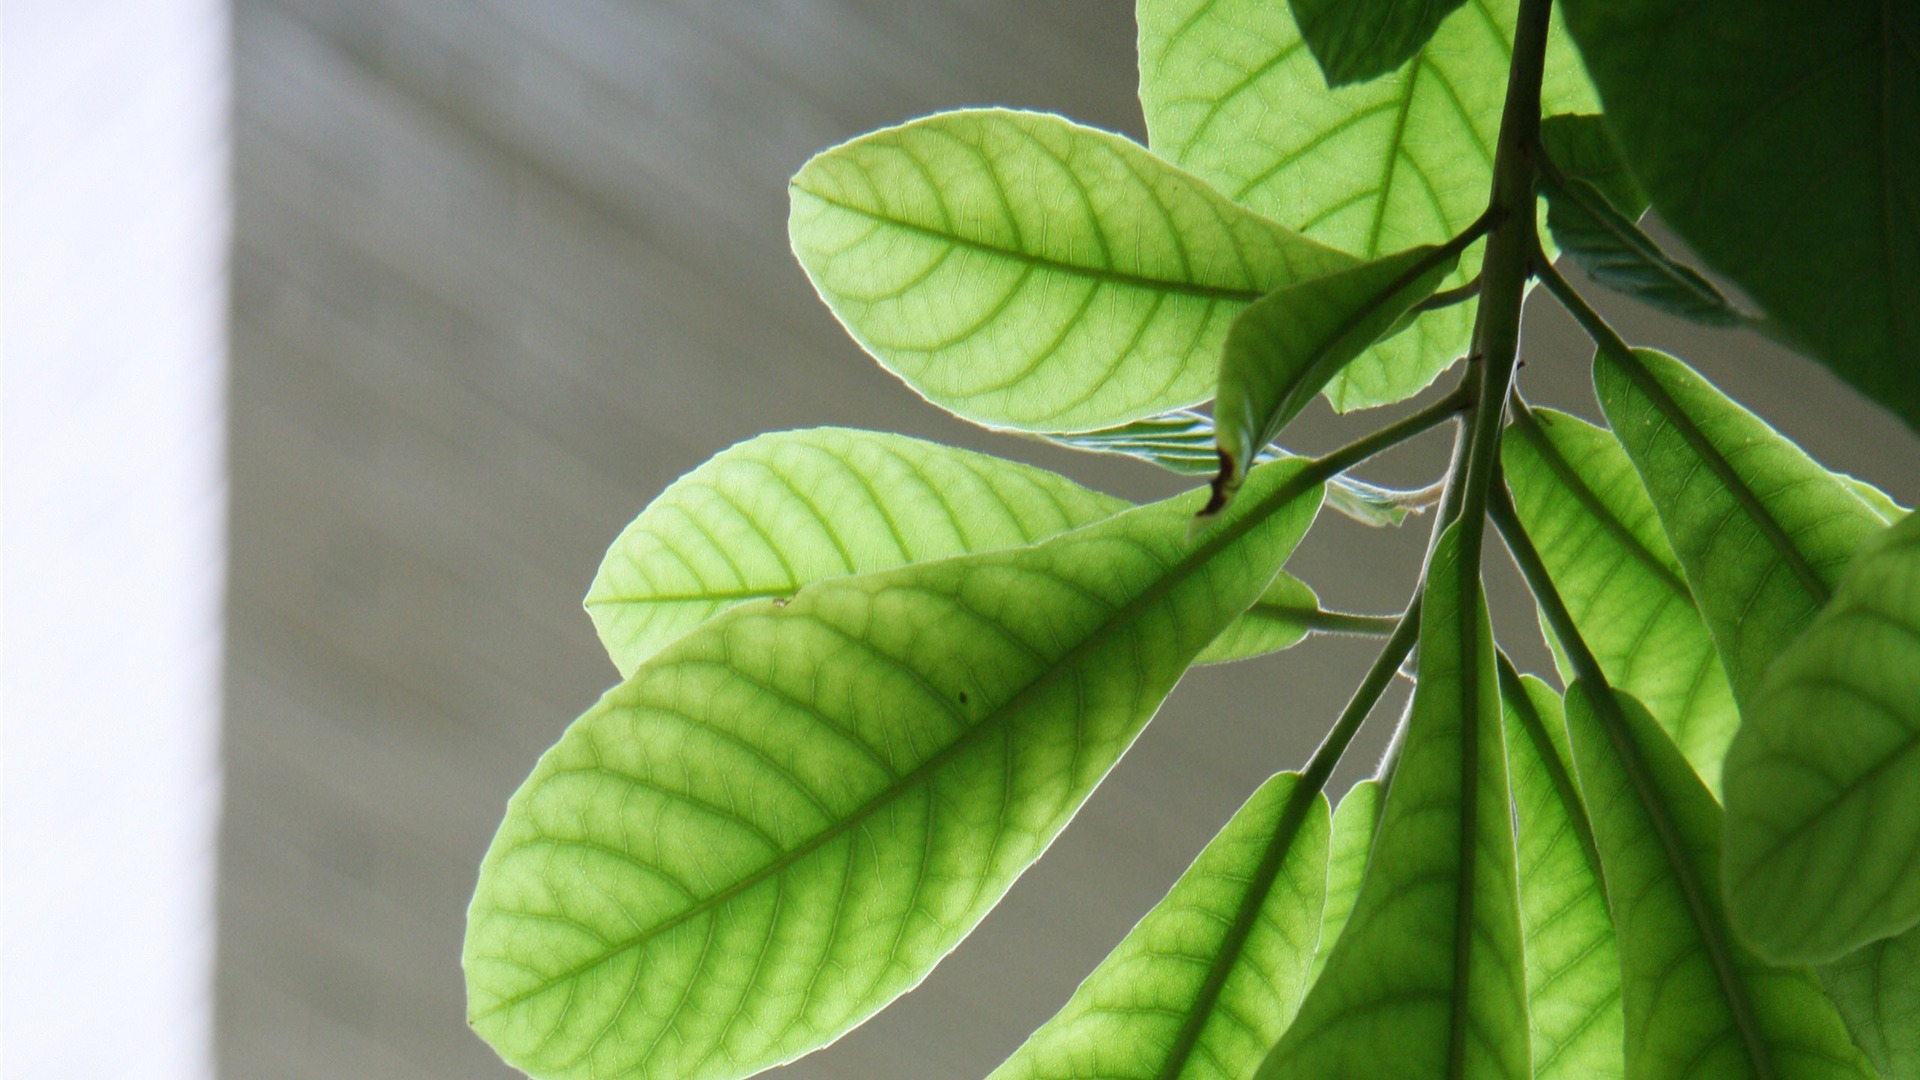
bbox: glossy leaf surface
[789,108,1352,434]
[1138,0,1595,410]
[1723,513,1920,963]
[464,462,1322,1080]
[1562,0,1920,431]
[1594,347,1886,711]
[1258,523,1530,1080]
[1502,406,1737,789]
[1310,779,1380,982]
[1290,0,1465,88]
[1822,928,1920,1080]
[988,772,1331,1080]
[1563,681,1874,1080]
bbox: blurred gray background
[219,2,1918,1078]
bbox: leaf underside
[1821,926,1920,1080]
[1311,778,1382,984]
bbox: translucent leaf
[1498,664,1622,1080]
[787,108,1354,434]
[1821,927,1920,1080]
[463,461,1324,1080]
[1210,244,1457,511]
[1538,113,1646,219]
[987,772,1331,1080]
[1309,778,1380,983]
[1289,0,1466,88]
[1723,513,1920,963]
[1562,681,1875,1080]
[589,428,1338,676]
[1501,406,1738,791]
[1257,522,1530,1080]
[1561,0,1920,432]
[1593,347,1886,711]
[1138,0,1596,411]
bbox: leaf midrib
[473,469,1322,1023]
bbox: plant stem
[1303,608,1403,637]
[1536,254,1635,360]
[1412,277,1484,315]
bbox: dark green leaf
[465,461,1324,1080]
[1540,172,1744,328]
[1257,522,1530,1080]
[1289,0,1466,88]
[1562,0,1920,431]
[788,108,1353,434]
[988,773,1331,1080]
[1822,927,1920,1080]
[1723,512,1920,963]
[1538,113,1646,218]
[1562,681,1875,1080]
[1210,244,1457,512]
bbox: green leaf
[987,772,1332,1080]
[1038,408,1416,526]
[1289,0,1466,88]
[463,461,1324,1080]
[1841,473,1911,524]
[1501,406,1738,791]
[1310,779,1381,983]
[1257,522,1530,1080]
[1822,927,1920,1080]
[1539,171,1744,328]
[787,108,1354,434]
[1593,347,1887,712]
[1562,680,1875,1080]
[1210,244,1458,511]
[1137,0,1596,411]
[1497,662,1622,1080]
[1538,113,1646,219]
[1560,0,1920,432]
[1722,512,1920,964]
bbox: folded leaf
[1562,680,1875,1080]
[1310,779,1381,983]
[788,108,1353,434]
[1540,171,1744,328]
[1498,663,1622,1080]
[1561,0,1920,432]
[1821,927,1920,1080]
[1538,113,1647,219]
[1258,523,1530,1080]
[1593,347,1886,711]
[463,461,1323,1080]
[1138,0,1596,411]
[1289,0,1466,88]
[1723,512,1920,963]
[988,772,1331,1080]
[1502,406,1737,790]
[1210,245,1458,511]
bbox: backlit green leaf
[589,428,1342,675]
[1257,522,1530,1080]
[1538,113,1646,219]
[788,108,1353,434]
[1498,663,1621,1080]
[1539,171,1743,328]
[1501,406,1738,790]
[1822,927,1920,1080]
[1562,680,1875,1080]
[1210,244,1457,511]
[1138,0,1595,411]
[1594,347,1886,711]
[1723,512,1920,964]
[1289,0,1465,88]
[1310,779,1381,982]
[1840,473,1911,524]
[1561,0,1920,432]
[463,461,1323,1080]
[988,772,1331,1080]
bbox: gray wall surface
[221,3,1918,1077]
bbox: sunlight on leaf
[1309,778,1380,983]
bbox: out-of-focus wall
[221,3,1917,1079]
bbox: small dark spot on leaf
[958,691,969,705]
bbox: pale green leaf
[787,108,1354,434]
[1561,0,1920,432]
[1593,347,1887,712]
[1257,522,1530,1080]
[588,428,1341,675]
[1840,473,1911,524]
[1289,0,1465,88]
[1562,680,1875,1080]
[1138,0,1595,411]
[1211,244,1457,511]
[463,461,1323,1080]
[1821,927,1920,1080]
[1497,662,1622,1080]
[1501,406,1738,791]
[1538,113,1646,219]
[1310,778,1380,983]
[1723,512,1920,963]
[988,772,1331,1080]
